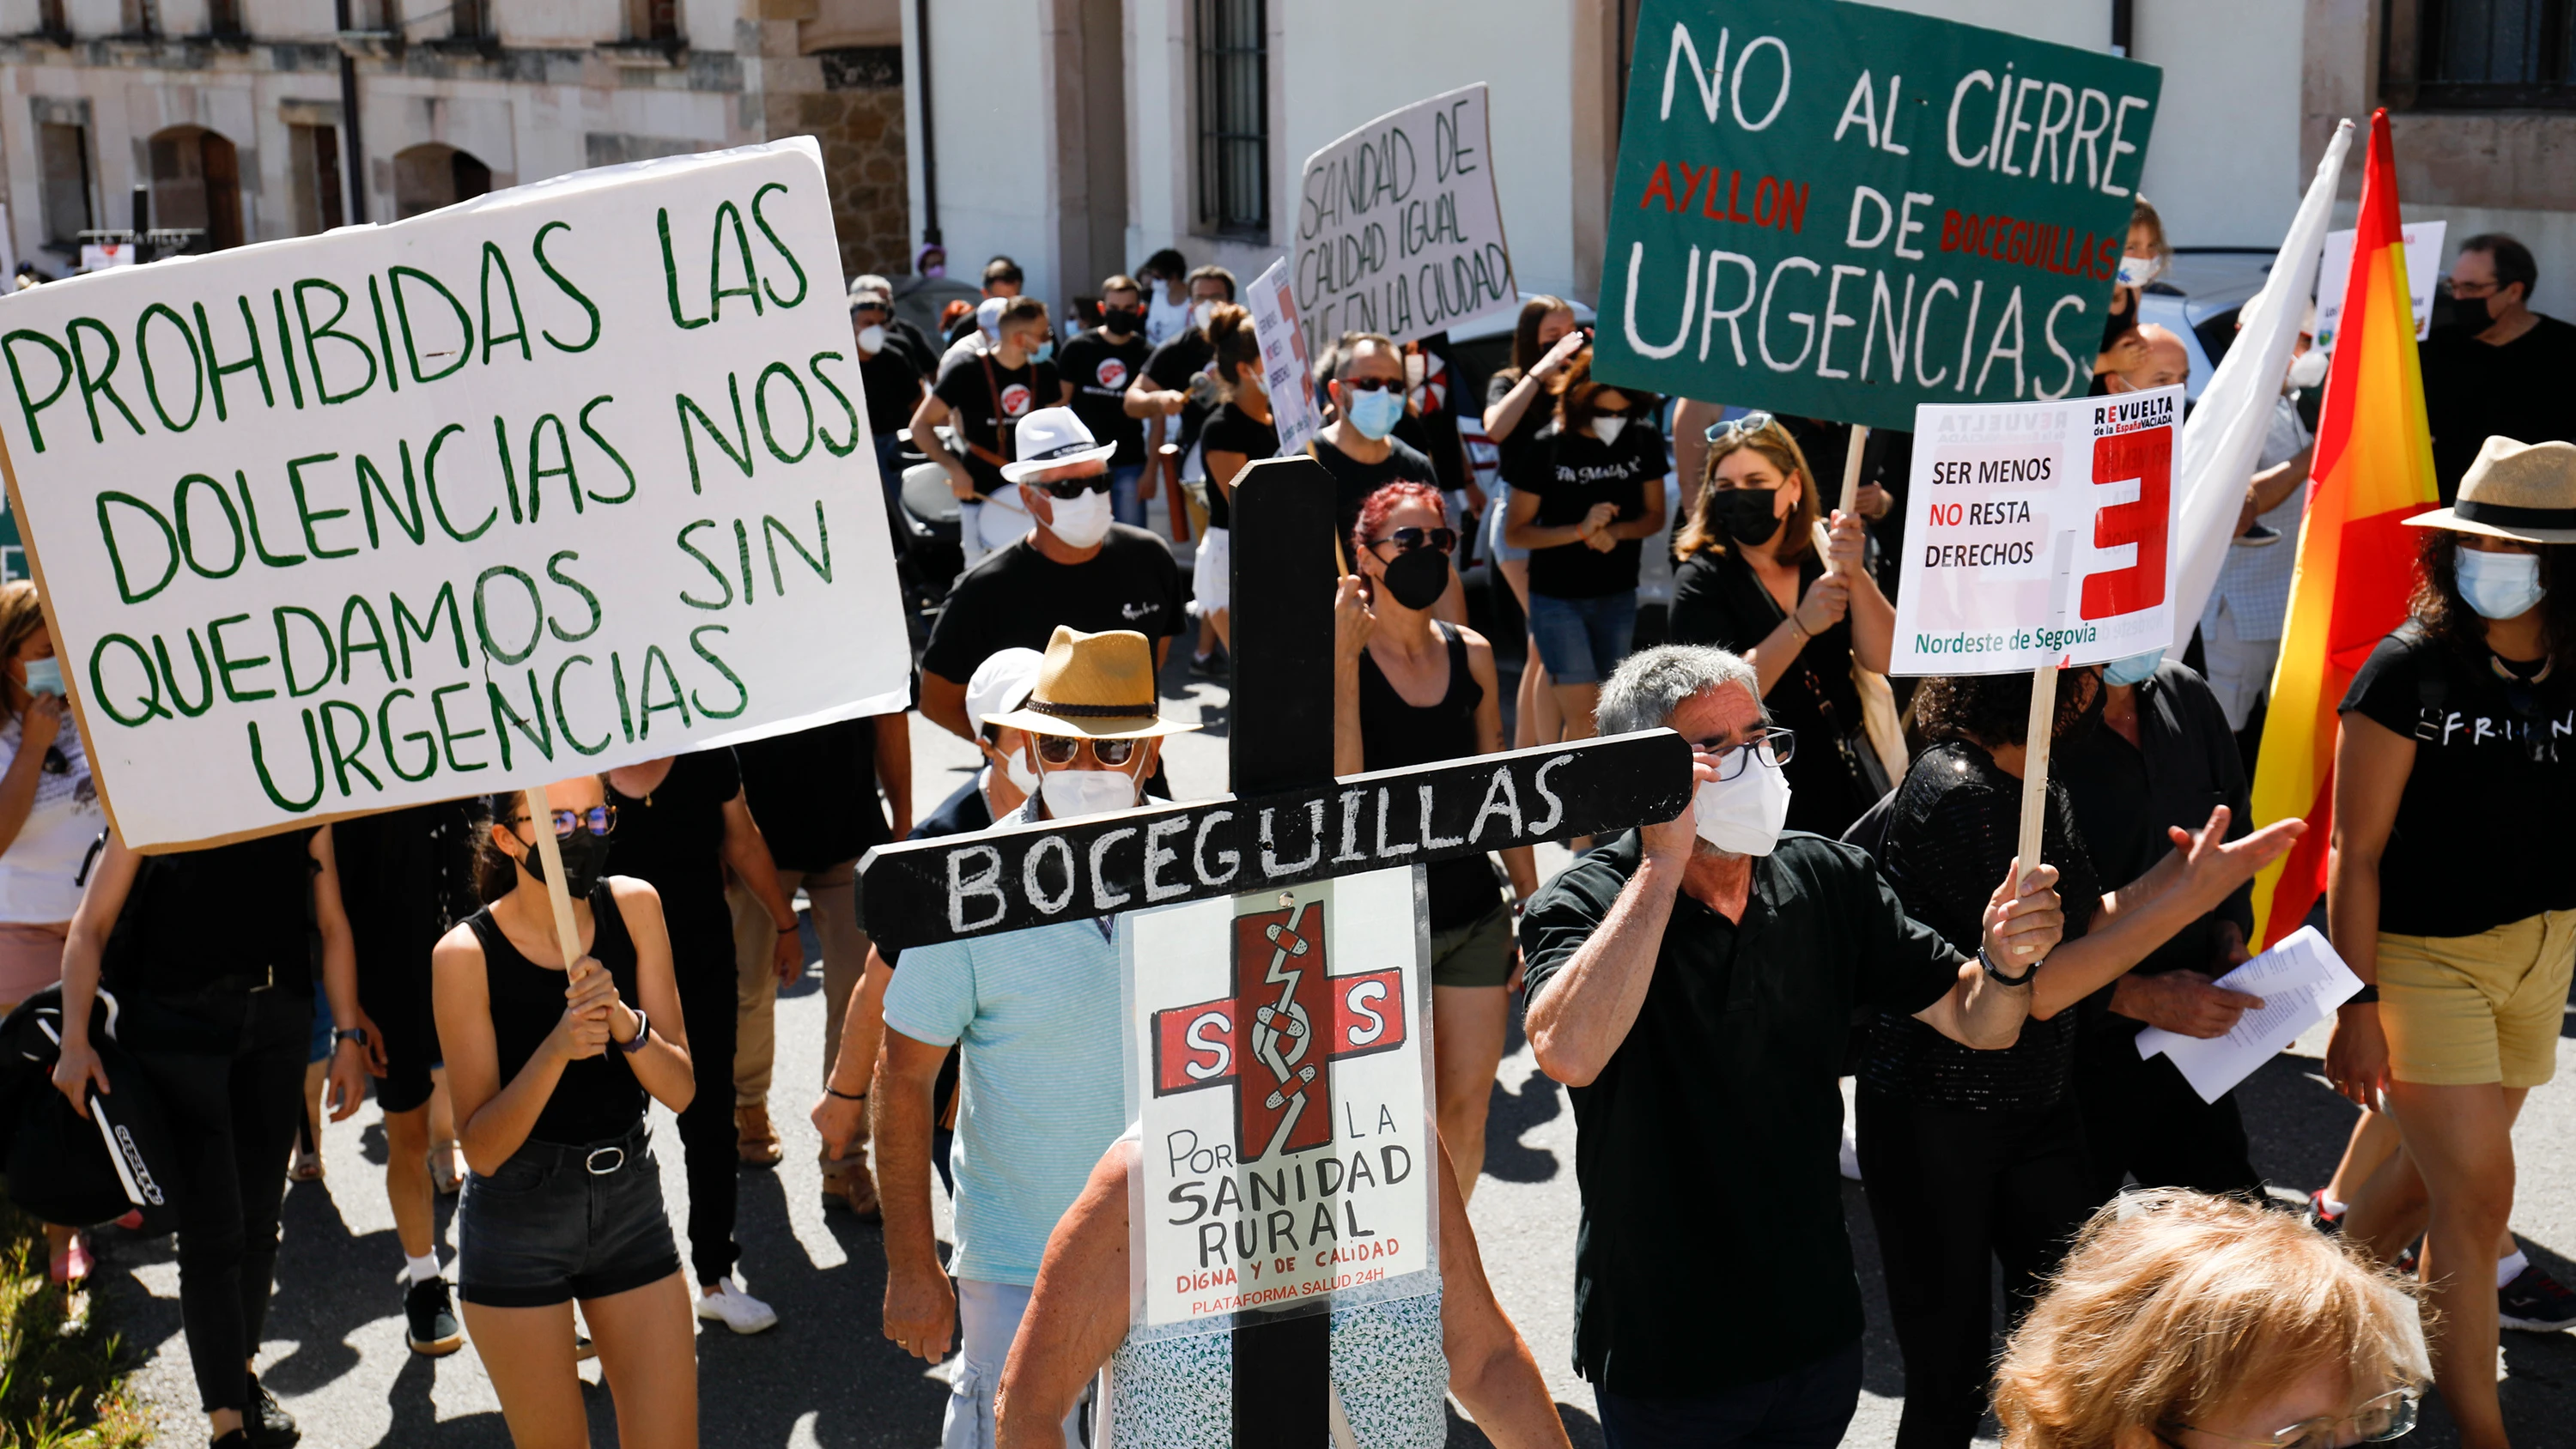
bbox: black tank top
[1358,623,1502,930]
[469,882,647,1145]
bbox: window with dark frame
[627,0,679,42]
[2398,0,2576,109]
[207,0,241,34]
[37,122,91,249]
[36,0,65,35]
[1195,0,1267,238]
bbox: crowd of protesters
[3,219,2570,1449]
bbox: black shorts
[457,1123,680,1308]
[356,948,440,1114]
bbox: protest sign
[0,137,910,852]
[1244,258,1320,454]
[2315,219,2443,349]
[1125,867,1433,1331]
[1889,386,2183,676]
[1292,83,1516,355]
[1595,0,2161,431]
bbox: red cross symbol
[1149,897,1408,1161]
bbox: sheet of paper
[2134,926,2363,1104]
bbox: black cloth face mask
[1379,547,1451,610]
[520,828,610,898]
[1103,307,1144,334]
[2451,294,2493,332]
[1716,487,1785,548]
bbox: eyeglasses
[2157,1387,2420,1449]
[1704,410,1777,446]
[1340,375,1403,393]
[1688,728,1796,779]
[1364,526,1459,559]
[2445,277,2498,299]
[1034,474,1114,500]
[851,301,890,316]
[1033,734,1139,767]
[514,806,617,840]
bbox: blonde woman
[1994,1190,2426,1449]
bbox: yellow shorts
[2378,911,2576,1088]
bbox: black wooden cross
[860,455,1691,1446]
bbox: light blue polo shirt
[882,912,1127,1287]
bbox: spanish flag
[2248,110,2440,947]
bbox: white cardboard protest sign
[2316,220,2444,350]
[0,138,910,851]
[1890,388,2183,676]
[1244,258,1320,455]
[1124,868,1435,1332]
[1292,83,1516,355]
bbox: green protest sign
[1595,0,2162,431]
[0,139,911,851]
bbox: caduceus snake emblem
[1248,900,1318,1160]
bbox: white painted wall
[2131,0,2304,246]
[904,0,1062,306]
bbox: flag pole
[2015,666,2057,887]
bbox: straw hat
[980,627,1200,739]
[2406,437,2576,544]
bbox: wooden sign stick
[2014,664,2059,888]
[523,784,586,969]
[1838,422,1871,516]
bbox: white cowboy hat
[999,407,1119,484]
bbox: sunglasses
[1704,410,1777,446]
[851,302,890,316]
[1364,526,1459,559]
[1033,735,1140,767]
[1340,375,1404,393]
[1031,474,1114,500]
[514,806,617,840]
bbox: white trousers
[943,1278,1085,1449]
[2202,598,2281,733]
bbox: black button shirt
[1519,830,1963,1392]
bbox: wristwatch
[616,1008,651,1054]
[333,1025,370,1050]
[1977,946,2038,988]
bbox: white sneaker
[694,1280,779,1334]
[1838,1125,1862,1182]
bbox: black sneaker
[405,1275,465,1356]
[2307,1188,2344,1235]
[244,1372,299,1447]
[1189,650,1229,680]
[2500,1262,2576,1333]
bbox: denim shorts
[1528,590,1639,686]
[1486,482,1528,563]
[457,1122,681,1307]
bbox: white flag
[2167,120,2354,654]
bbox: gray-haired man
[1518,645,2064,1449]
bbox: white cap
[965,647,1045,736]
[975,295,1008,343]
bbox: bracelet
[616,1007,650,1054]
[2346,985,2380,1005]
[1978,946,2038,988]
[777,924,799,935]
[1786,620,1810,642]
[824,1086,868,1102]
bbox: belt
[518,1122,652,1178]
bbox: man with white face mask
[1519,645,2066,1449]
[915,408,1184,748]
[875,627,1194,1449]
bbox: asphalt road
[102,662,2576,1446]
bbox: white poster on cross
[0,138,911,852]
[1889,388,2184,679]
[1123,868,1436,1333]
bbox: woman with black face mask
[1332,482,1534,1202]
[1669,415,1896,838]
[434,775,699,1449]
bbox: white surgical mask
[1693,761,1791,857]
[858,323,887,355]
[1040,767,1139,819]
[991,744,1040,797]
[1192,300,1217,333]
[1590,415,1629,446]
[2286,347,2329,390]
[2115,252,2160,289]
[1040,487,1114,549]
[2456,547,2547,621]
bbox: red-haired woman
[1334,482,1534,1197]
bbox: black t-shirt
[1057,328,1152,467]
[736,718,890,873]
[1667,547,1871,839]
[2341,627,2576,936]
[2421,315,2576,502]
[1525,421,1663,599]
[602,749,743,972]
[1197,401,1280,532]
[1309,434,1439,545]
[1483,371,1546,494]
[1520,830,1962,1391]
[1143,331,1218,455]
[1865,742,2102,1111]
[919,524,1186,686]
[108,828,319,997]
[333,801,480,979]
[933,346,1061,498]
[860,349,925,440]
